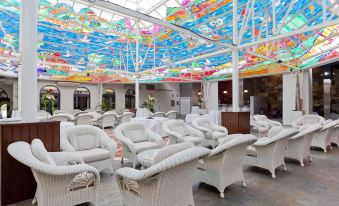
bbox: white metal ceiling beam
[238,18,339,49]
[144,0,169,14]
[141,48,232,73]
[90,0,235,49]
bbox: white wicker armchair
[292,114,325,129]
[7,139,100,206]
[285,124,323,167]
[74,113,93,125]
[150,112,165,118]
[311,119,339,152]
[97,111,118,129]
[332,124,339,146]
[192,117,228,148]
[114,122,163,168]
[253,115,282,128]
[197,134,257,198]
[250,116,270,138]
[62,125,117,173]
[115,145,210,206]
[163,119,205,145]
[117,112,134,125]
[245,127,298,178]
[165,110,178,119]
[52,113,73,122]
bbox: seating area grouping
[7,111,339,205]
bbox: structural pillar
[19,0,38,121]
[302,69,313,114]
[135,20,140,109]
[231,0,239,112]
[232,50,240,112]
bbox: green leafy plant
[145,94,156,112]
[42,89,55,115]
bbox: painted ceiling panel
[0,0,338,83]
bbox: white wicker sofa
[285,124,323,166]
[311,119,339,152]
[115,144,210,206]
[245,127,298,178]
[196,134,257,198]
[292,114,325,129]
[61,124,117,173]
[192,117,228,148]
[253,115,282,128]
[114,122,163,168]
[7,139,100,206]
[163,119,205,145]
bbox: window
[74,87,90,111]
[125,89,135,109]
[40,85,60,114]
[0,88,9,118]
[102,88,116,111]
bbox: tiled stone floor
[11,145,339,206]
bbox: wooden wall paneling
[1,121,60,206]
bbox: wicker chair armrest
[212,125,228,134]
[147,130,163,145]
[101,136,117,158]
[163,126,185,140]
[50,152,84,166]
[115,135,137,154]
[187,125,204,138]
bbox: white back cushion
[122,124,148,143]
[198,119,211,130]
[31,139,56,165]
[153,142,193,165]
[68,126,101,151]
[169,121,188,136]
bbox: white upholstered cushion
[169,122,188,136]
[68,127,101,151]
[122,125,148,143]
[75,148,111,163]
[134,142,161,153]
[153,142,193,165]
[211,131,227,139]
[31,139,56,166]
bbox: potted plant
[145,94,156,112]
[42,89,55,115]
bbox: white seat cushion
[75,148,111,163]
[134,142,161,153]
[183,136,203,144]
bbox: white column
[135,20,140,109]
[283,72,302,125]
[19,0,38,121]
[98,84,103,109]
[232,50,240,112]
[12,80,18,110]
[232,0,240,112]
[302,69,313,114]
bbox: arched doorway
[102,88,115,111]
[125,89,135,109]
[74,87,90,111]
[40,85,60,114]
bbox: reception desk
[221,112,250,134]
[0,120,60,206]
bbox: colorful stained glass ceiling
[0,0,338,83]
